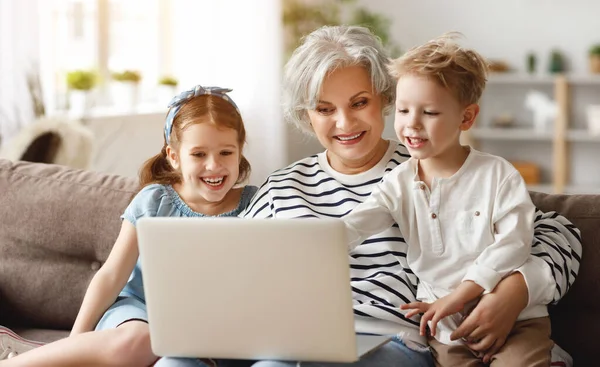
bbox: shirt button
[474,211,480,216]
[91,261,102,271]
[419,184,426,190]
[431,213,437,219]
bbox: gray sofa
[0,159,598,365]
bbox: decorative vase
[549,51,565,74]
[111,81,139,111]
[526,53,537,74]
[157,85,177,107]
[587,105,600,135]
[590,55,600,74]
[69,90,93,118]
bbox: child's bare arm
[70,221,139,335]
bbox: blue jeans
[154,338,433,367]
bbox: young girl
[0,85,257,367]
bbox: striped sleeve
[239,178,274,219]
[530,209,582,304]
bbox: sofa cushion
[530,191,598,366]
[0,159,137,330]
[9,327,69,344]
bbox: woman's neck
[328,139,389,175]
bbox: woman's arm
[70,221,140,335]
[451,209,583,362]
[451,272,528,363]
[528,209,582,303]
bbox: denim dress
[95,183,258,330]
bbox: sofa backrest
[530,191,599,366]
[0,159,137,330]
[0,160,598,364]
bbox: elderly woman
[241,25,581,367]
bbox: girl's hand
[450,272,528,363]
[402,293,466,337]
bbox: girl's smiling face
[168,122,241,207]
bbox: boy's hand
[401,293,466,337]
[402,281,484,337]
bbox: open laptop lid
[137,217,363,362]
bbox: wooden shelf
[488,73,600,86]
[471,128,600,143]
[470,127,553,141]
[473,75,598,194]
[565,74,600,85]
[567,129,600,142]
[488,74,554,85]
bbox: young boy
[343,34,553,366]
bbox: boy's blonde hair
[388,32,489,106]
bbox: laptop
[137,217,391,363]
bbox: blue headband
[164,85,240,144]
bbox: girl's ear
[166,145,180,170]
[460,104,480,131]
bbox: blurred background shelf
[469,75,600,194]
[488,73,600,86]
[471,127,600,142]
[567,129,600,142]
[470,127,553,141]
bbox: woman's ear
[166,145,180,170]
[460,104,480,131]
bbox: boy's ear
[166,145,180,170]
[460,104,480,131]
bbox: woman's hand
[450,272,528,363]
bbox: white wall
[362,0,600,74]
[172,0,285,185]
[0,0,40,148]
[366,0,600,141]
[288,0,600,165]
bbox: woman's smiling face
[307,65,387,174]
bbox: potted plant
[589,44,600,74]
[111,70,142,110]
[283,0,400,58]
[157,76,178,105]
[66,70,97,117]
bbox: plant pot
[587,105,600,135]
[590,55,600,74]
[157,85,177,107]
[69,90,94,118]
[111,81,139,111]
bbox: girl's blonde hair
[139,95,251,188]
[388,32,489,106]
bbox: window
[39,0,172,114]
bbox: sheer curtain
[0,0,41,147]
[172,0,286,185]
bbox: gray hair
[283,25,396,134]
